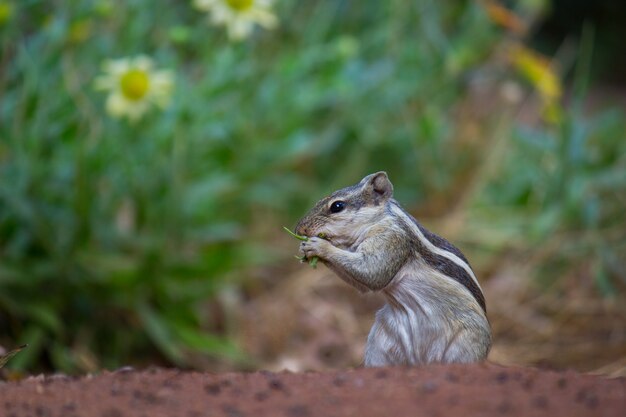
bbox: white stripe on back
[389,204,483,292]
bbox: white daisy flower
[94,56,173,122]
[193,0,278,41]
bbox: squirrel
[293,172,491,367]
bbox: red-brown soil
[2,363,624,417]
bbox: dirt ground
[2,363,624,417]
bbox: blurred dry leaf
[483,0,527,35]
[509,44,563,123]
[510,45,562,101]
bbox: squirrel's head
[295,172,394,247]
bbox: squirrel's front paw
[300,237,332,260]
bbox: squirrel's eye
[330,201,346,213]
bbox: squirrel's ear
[361,171,393,202]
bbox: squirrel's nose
[294,221,307,237]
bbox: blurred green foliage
[0,0,500,372]
[474,105,626,292]
[0,0,623,373]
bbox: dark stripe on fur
[415,222,471,267]
[390,202,486,313]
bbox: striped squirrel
[294,172,491,366]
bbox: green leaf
[6,327,45,371]
[137,302,184,365]
[175,326,246,363]
[282,226,308,241]
[0,345,28,369]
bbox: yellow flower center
[120,69,150,101]
[225,0,254,12]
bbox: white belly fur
[364,259,491,366]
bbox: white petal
[229,18,254,40]
[106,93,130,118]
[250,9,277,28]
[211,6,233,23]
[103,59,130,77]
[193,0,217,11]
[152,71,174,87]
[126,103,149,121]
[133,55,153,71]
[93,74,116,91]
